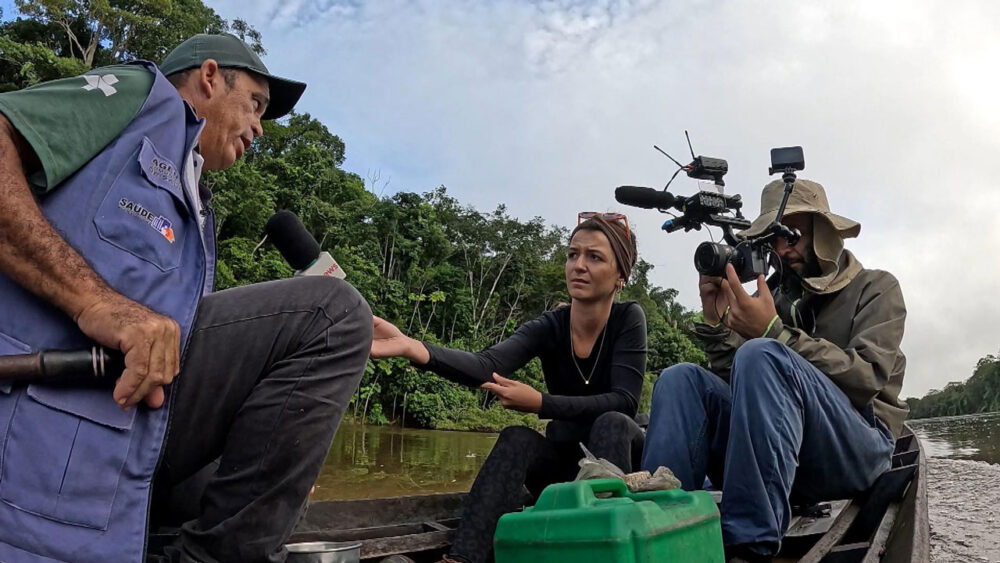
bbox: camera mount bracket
[753,168,801,247]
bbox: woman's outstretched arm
[370,314,551,388]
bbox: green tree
[1,1,260,91]
[15,0,169,67]
[908,353,1000,419]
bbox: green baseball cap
[161,33,306,120]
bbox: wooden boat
[287,425,929,562]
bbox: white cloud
[209,0,1000,397]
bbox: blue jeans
[641,339,894,556]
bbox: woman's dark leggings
[448,411,645,563]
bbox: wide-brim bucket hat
[740,178,860,240]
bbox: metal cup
[285,541,362,563]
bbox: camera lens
[695,242,740,277]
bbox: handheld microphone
[0,347,123,383]
[614,186,683,211]
[265,210,346,280]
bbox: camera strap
[770,273,825,336]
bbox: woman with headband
[370,213,647,563]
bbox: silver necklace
[570,325,607,385]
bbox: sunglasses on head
[578,212,631,240]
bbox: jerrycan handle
[587,478,629,498]
[533,478,632,511]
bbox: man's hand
[720,264,779,339]
[0,118,179,410]
[75,294,180,410]
[370,315,429,364]
[699,274,729,324]
[481,374,543,413]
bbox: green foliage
[908,353,1000,419]
[622,260,707,370]
[0,34,87,90]
[433,405,545,433]
[639,372,658,415]
[0,0,260,91]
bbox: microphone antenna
[653,145,686,193]
[685,129,697,160]
[653,144,685,170]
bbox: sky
[7,0,998,398]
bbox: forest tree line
[906,354,1000,420]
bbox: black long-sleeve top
[420,301,647,423]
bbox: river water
[318,416,1000,560]
[910,413,1000,562]
[312,422,497,501]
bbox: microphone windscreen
[265,210,321,271]
[614,186,669,209]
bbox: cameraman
[641,179,908,562]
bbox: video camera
[615,135,805,283]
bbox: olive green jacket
[693,250,909,439]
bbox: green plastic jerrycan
[494,478,724,563]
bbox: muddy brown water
[910,413,1000,562]
[312,422,497,501]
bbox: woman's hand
[481,374,543,413]
[370,315,429,363]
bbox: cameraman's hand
[720,264,778,339]
[75,292,180,410]
[699,275,729,325]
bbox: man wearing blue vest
[0,34,373,562]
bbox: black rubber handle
[0,347,124,383]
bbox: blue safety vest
[0,62,214,562]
